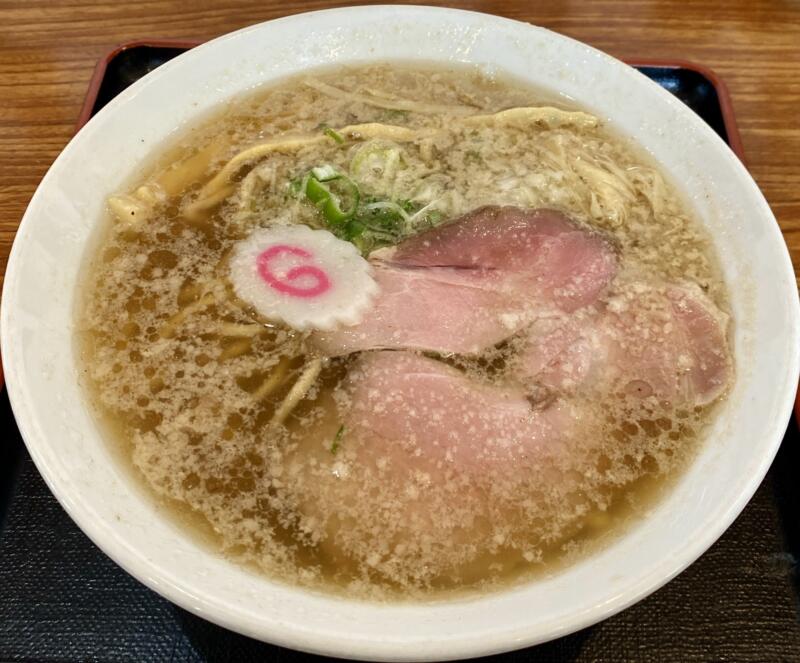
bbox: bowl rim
[2,5,799,660]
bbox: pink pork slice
[313,206,617,356]
[345,351,581,474]
[514,283,733,406]
[313,262,537,356]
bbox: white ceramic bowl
[2,6,798,661]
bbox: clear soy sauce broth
[77,63,730,600]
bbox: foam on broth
[76,63,729,600]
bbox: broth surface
[77,63,731,599]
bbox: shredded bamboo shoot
[305,78,476,115]
[252,356,292,401]
[272,358,324,424]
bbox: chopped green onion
[323,127,345,144]
[301,166,360,225]
[289,163,443,255]
[363,200,410,222]
[399,199,418,213]
[350,141,404,191]
[331,424,345,454]
[311,164,339,182]
[288,174,308,198]
[350,234,369,255]
[426,209,443,226]
[344,218,366,240]
[407,199,442,226]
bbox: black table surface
[1,50,799,662]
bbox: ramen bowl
[2,6,798,661]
